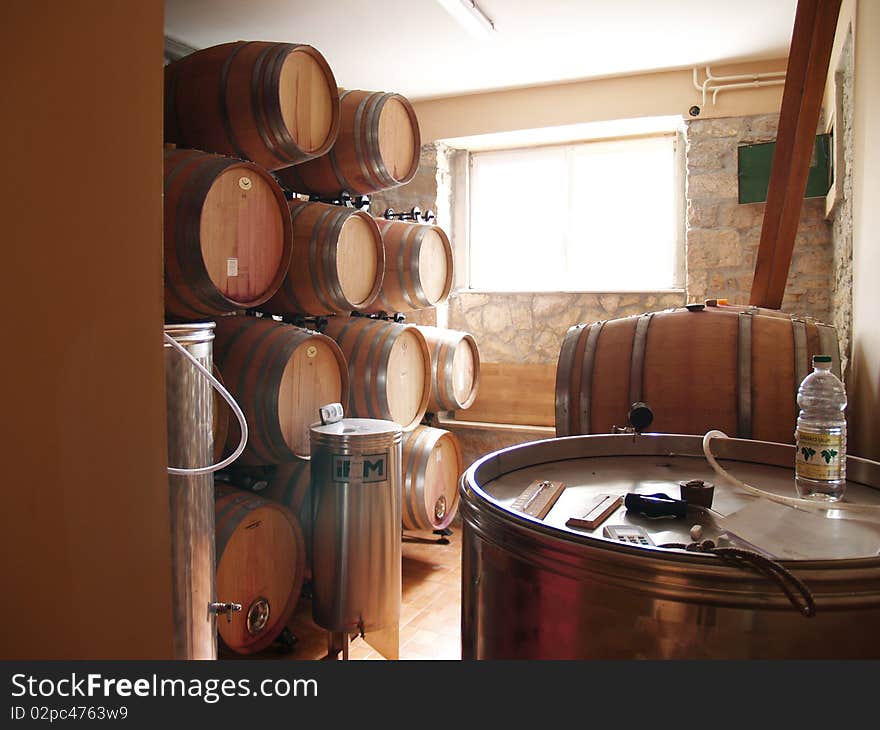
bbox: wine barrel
[322,316,431,430]
[212,365,229,463]
[260,460,313,580]
[415,326,480,412]
[275,89,420,196]
[214,316,349,464]
[363,219,453,313]
[163,148,292,320]
[262,200,384,316]
[164,41,340,171]
[555,305,841,444]
[401,426,462,531]
[214,484,305,654]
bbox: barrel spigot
[209,601,242,623]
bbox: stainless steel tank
[164,322,217,660]
[460,434,880,659]
[310,417,402,652]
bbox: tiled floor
[223,518,463,661]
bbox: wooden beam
[749,0,841,309]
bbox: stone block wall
[685,114,833,324]
[830,28,854,377]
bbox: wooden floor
[222,518,463,661]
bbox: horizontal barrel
[555,305,841,443]
[214,484,305,654]
[322,316,431,431]
[214,316,349,463]
[415,326,480,412]
[401,426,462,531]
[163,148,292,320]
[262,200,384,316]
[363,219,453,313]
[259,459,314,581]
[275,89,420,196]
[164,41,340,170]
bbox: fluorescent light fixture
[436,0,496,37]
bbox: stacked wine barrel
[163,39,480,654]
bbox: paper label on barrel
[795,430,844,480]
[227,258,238,277]
[333,453,387,483]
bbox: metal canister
[164,322,217,660]
[310,417,402,636]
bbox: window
[467,133,683,291]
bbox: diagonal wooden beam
[749,0,841,309]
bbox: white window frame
[449,125,686,294]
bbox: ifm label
[332,453,387,483]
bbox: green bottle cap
[813,355,832,363]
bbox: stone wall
[830,29,855,376]
[685,114,833,324]
[447,291,684,364]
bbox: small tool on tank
[624,492,688,519]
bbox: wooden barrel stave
[555,306,841,444]
[263,200,384,316]
[214,483,305,654]
[259,460,313,580]
[163,148,292,320]
[214,316,348,464]
[275,89,420,196]
[363,219,452,313]
[164,41,340,171]
[401,426,462,531]
[415,325,481,412]
[322,316,431,430]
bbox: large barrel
[262,200,384,316]
[416,326,480,412]
[164,41,340,171]
[275,89,420,196]
[401,426,462,531]
[214,484,305,655]
[322,316,431,431]
[260,459,314,580]
[460,434,880,659]
[163,148,292,320]
[555,305,841,444]
[214,316,349,463]
[363,219,453,313]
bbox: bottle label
[795,430,844,480]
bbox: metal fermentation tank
[460,434,880,659]
[310,415,402,659]
[164,322,217,660]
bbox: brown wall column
[0,1,173,658]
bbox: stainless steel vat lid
[310,418,402,450]
[463,434,880,561]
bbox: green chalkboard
[737,133,832,204]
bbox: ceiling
[164,0,797,101]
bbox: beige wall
[1,2,173,657]
[849,0,880,459]
[414,60,787,143]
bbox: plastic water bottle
[795,355,847,501]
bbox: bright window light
[468,134,682,291]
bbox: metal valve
[209,601,242,623]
